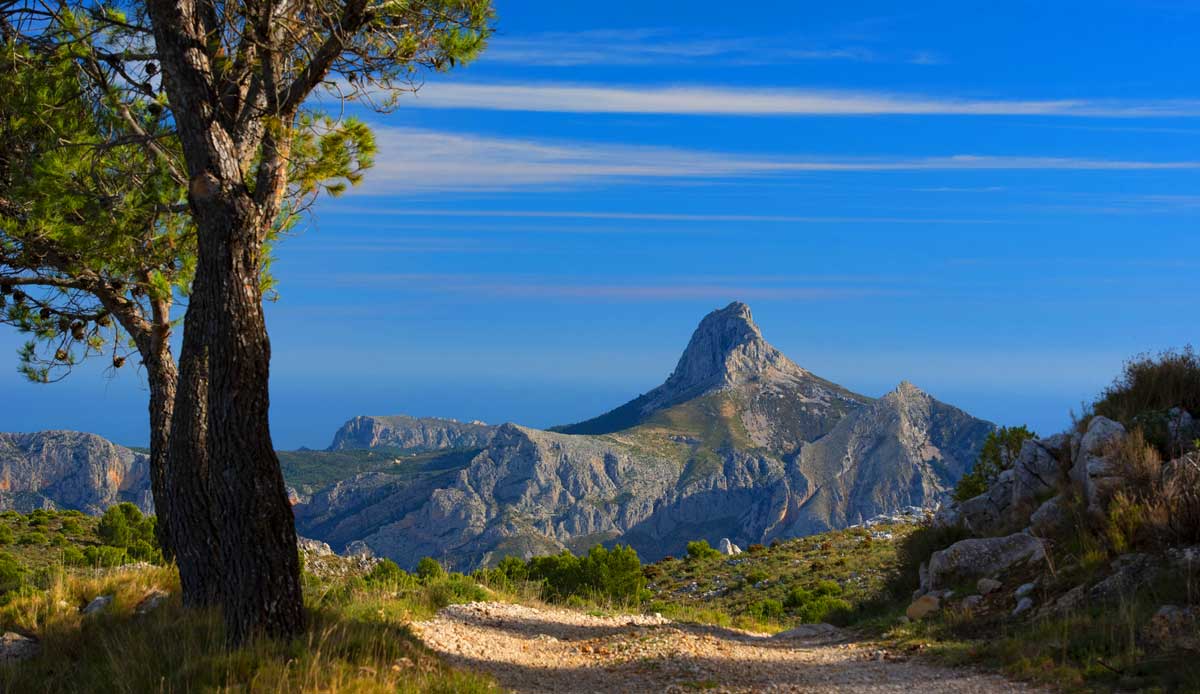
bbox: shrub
[97,503,158,553]
[424,574,489,610]
[59,518,82,534]
[743,569,769,585]
[0,526,13,545]
[685,540,721,560]
[812,579,843,597]
[60,546,86,566]
[526,544,646,604]
[83,545,128,567]
[364,559,412,588]
[954,425,1036,501]
[415,557,446,582]
[1102,428,1200,550]
[18,532,47,546]
[0,552,23,594]
[747,543,767,554]
[747,598,784,621]
[1093,346,1200,441]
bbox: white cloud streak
[323,272,903,301]
[400,82,1200,118]
[356,126,1200,193]
[482,29,876,67]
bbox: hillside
[0,304,995,571]
[299,302,994,568]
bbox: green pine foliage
[953,425,1037,501]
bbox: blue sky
[3,0,1199,448]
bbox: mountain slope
[0,431,152,514]
[294,302,994,569]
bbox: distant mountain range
[0,302,994,570]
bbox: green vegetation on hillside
[0,507,162,604]
[278,447,480,494]
[643,524,918,632]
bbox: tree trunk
[146,0,305,642]
[143,337,178,559]
[165,318,224,608]
[183,193,305,643]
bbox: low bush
[747,598,784,621]
[415,557,446,582]
[685,539,721,560]
[1093,346,1200,454]
[0,551,24,595]
[525,544,646,605]
[0,526,13,545]
[363,559,413,588]
[18,532,47,546]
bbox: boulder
[134,589,169,615]
[1167,408,1197,453]
[1041,583,1087,617]
[82,595,112,616]
[1012,435,1067,510]
[976,577,1002,595]
[1071,417,1126,514]
[961,595,984,610]
[344,540,374,558]
[906,594,940,620]
[298,537,334,557]
[956,469,1016,534]
[1012,596,1034,617]
[1143,605,1200,652]
[927,533,1047,591]
[0,632,38,662]
[1029,494,1068,538]
[718,538,743,556]
[1014,582,1037,599]
[1089,554,1157,605]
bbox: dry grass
[1102,428,1200,552]
[0,564,499,693]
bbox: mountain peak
[656,301,806,402]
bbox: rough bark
[145,0,305,640]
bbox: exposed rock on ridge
[329,415,496,452]
[0,431,151,515]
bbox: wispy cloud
[481,29,878,67]
[331,206,999,224]
[402,83,1200,118]
[355,126,1200,193]
[321,272,905,301]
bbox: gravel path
[411,602,1037,693]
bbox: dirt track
[412,602,1036,693]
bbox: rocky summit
[294,302,994,569]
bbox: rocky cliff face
[0,431,151,515]
[328,415,497,452]
[295,302,994,569]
